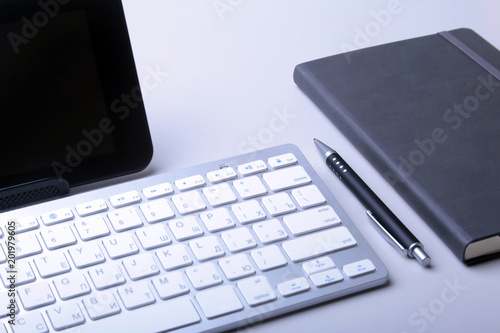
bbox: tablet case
[294,28,500,264]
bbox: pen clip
[366,210,407,257]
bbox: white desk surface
[113,1,500,332]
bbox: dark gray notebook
[294,28,500,264]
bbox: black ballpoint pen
[314,138,431,266]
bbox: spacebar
[282,227,357,262]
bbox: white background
[103,1,500,332]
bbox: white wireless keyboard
[0,144,388,333]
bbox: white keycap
[40,224,77,250]
[282,227,357,263]
[261,192,296,216]
[41,207,74,225]
[237,276,276,306]
[74,215,110,241]
[152,271,190,300]
[34,252,71,278]
[140,198,175,223]
[237,160,268,176]
[46,302,85,330]
[69,243,106,268]
[110,190,141,208]
[343,259,376,278]
[108,207,143,232]
[277,277,310,297]
[268,153,298,169]
[252,219,288,244]
[262,165,312,191]
[199,208,236,232]
[8,216,39,234]
[221,228,257,253]
[102,233,139,259]
[302,256,336,275]
[0,246,5,264]
[171,191,207,215]
[76,199,108,217]
[206,167,237,183]
[117,282,156,310]
[136,224,172,250]
[309,268,344,287]
[82,291,121,320]
[156,244,193,271]
[196,285,243,319]
[2,260,35,287]
[186,262,223,290]
[175,174,205,191]
[14,233,42,259]
[233,176,267,199]
[122,253,160,280]
[88,262,126,290]
[291,185,326,209]
[12,312,48,333]
[53,272,91,300]
[219,254,255,280]
[231,200,266,224]
[202,183,237,207]
[250,245,287,271]
[18,281,56,310]
[168,216,204,241]
[283,205,341,236]
[189,236,225,261]
[142,182,174,199]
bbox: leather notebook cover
[294,28,500,264]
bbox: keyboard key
[40,224,77,250]
[46,302,86,330]
[206,167,237,183]
[82,291,121,320]
[283,205,341,236]
[69,243,106,268]
[53,272,92,300]
[117,282,156,310]
[109,190,141,208]
[282,227,357,263]
[196,285,243,319]
[168,216,204,241]
[2,260,36,287]
[202,183,237,207]
[262,165,312,191]
[250,245,287,271]
[237,160,267,176]
[310,268,344,287]
[291,185,326,209]
[41,207,74,226]
[108,207,143,232]
[231,200,266,224]
[74,215,110,241]
[221,227,257,253]
[18,281,56,310]
[0,290,18,318]
[152,271,190,300]
[88,263,126,290]
[156,244,193,271]
[136,224,172,250]
[268,153,298,169]
[142,182,174,199]
[7,216,39,234]
[102,233,139,259]
[233,176,267,199]
[34,251,71,278]
[171,191,206,215]
[237,276,276,306]
[175,175,205,191]
[139,198,175,223]
[302,256,336,275]
[14,233,42,259]
[252,219,288,244]
[122,253,160,280]
[343,259,376,278]
[189,236,225,261]
[186,263,223,290]
[76,199,108,217]
[219,254,255,280]
[261,192,296,216]
[199,208,236,232]
[277,277,310,297]
[12,312,48,333]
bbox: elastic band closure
[439,30,500,81]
